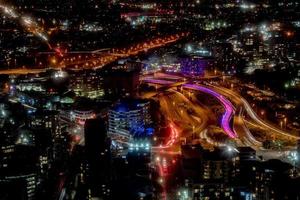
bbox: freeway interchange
[141,73,299,153]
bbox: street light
[51,57,57,65]
[192,125,195,139]
[155,156,160,162]
[226,145,239,155]
[227,146,234,153]
[284,117,287,129]
[158,178,164,184]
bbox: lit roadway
[183,84,237,138]
[142,78,237,141]
[153,89,211,149]
[0,68,46,75]
[0,33,187,74]
[1,2,187,74]
[142,74,299,151]
[56,33,187,69]
[208,83,300,141]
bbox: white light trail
[0,3,51,46]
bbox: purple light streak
[141,77,237,138]
[183,84,237,138]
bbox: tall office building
[108,99,152,142]
[27,110,64,162]
[84,118,111,199]
[103,61,141,99]
[0,145,38,200]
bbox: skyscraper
[84,118,111,198]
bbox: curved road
[209,84,300,141]
[183,83,237,138]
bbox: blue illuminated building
[180,44,213,77]
[180,56,209,76]
[108,99,152,140]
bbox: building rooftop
[111,99,149,113]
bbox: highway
[0,68,46,75]
[143,78,237,139]
[142,73,300,187]
[208,83,300,141]
[143,77,237,145]
[0,33,187,75]
[151,89,210,151]
[142,73,299,151]
[183,83,237,139]
[233,107,263,148]
[57,33,187,69]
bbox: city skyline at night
[0,0,299,200]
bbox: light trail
[199,129,225,147]
[183,84,237,138]
[142,77,237,139]
[242,98,300,140]
[0,2,52,49]
[156,160,167,200]
[60,33,187,69]
[152,149,181,155]
[233,107,262,148]
[209,84,300,140]
[153,122,179,150]
[145,75,297,164]
[0,4,17,18]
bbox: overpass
[141,76,237,139]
